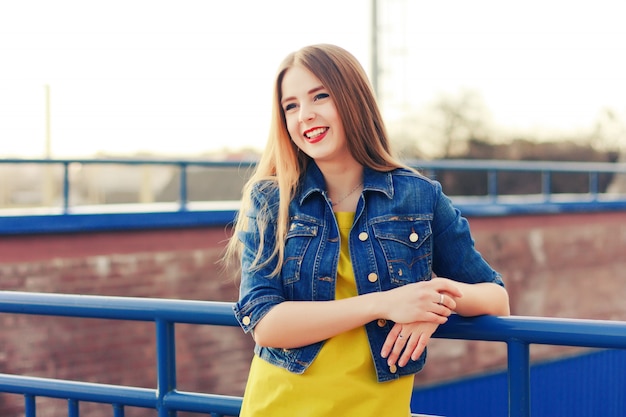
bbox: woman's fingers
[431,277,464,298]
[436,293,456,314]
[382,280,459,324]
[398,332,425,367]
[380,323,401,360]
[381,322,439,368]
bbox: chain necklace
[330,182,363,207]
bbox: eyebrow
[281,85,326,106]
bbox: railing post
[589,171,599,200]
[63,162,70,214]
[507,340,531,417]
[541,171,551,203]
[156,319,177,417]
[487,169,498,202]
[178,163,188,212]
[68,398,79,417]
[25,394,36,417]
[113,404,125,417]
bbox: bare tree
[429,89,493,158]
[388,89,494,159]
[591,108,626,153]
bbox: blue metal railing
[1,291,625,417]
[413,159,623,200]
[2,158,626,235]
[0,291,242,417]
[0,158,254,214]
[3,157,626,209]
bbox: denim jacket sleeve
[430,180,504,286]
[232,182,286,334]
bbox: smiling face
[280,65,353,165]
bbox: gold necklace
[330,182,363,206]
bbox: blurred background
[1,0,625,160]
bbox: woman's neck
[318,160,364,212]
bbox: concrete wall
[1,211,625,416]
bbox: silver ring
[438,293,444,305]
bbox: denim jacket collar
[298,161,394,206]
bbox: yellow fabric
[239,212,414,417]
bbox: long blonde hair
[224,44,407,277]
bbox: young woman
[224,43,510,416]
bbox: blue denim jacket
[233,162,504,382]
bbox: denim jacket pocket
[371,216,433,285]
[282,216,320,286]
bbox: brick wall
[0,228,254,417]
[1,211,625,415]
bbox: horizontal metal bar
[0,291,238,326]
[2,158,625,174]
[2,291,626,350]
[0,374,244,416]
[163,390,242,415]
[0,158,258,168]
[0,375,244,416]
[0,210,239,235]
[0,374,156,409]
[435,314,626,349]
[407,158,626,174]
[2,197,626,237]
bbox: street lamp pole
[43,84,54,206]
[45,84,51,159]
[370,0,379,98]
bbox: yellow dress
[239,212,414,417]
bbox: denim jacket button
[377,319,387,327]
[389,364,398,373]
[409,232,419,242]
[367,272,378,283]
[242,316,251,326]
[358,232,368,241]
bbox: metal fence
[1,158,626,212]
[1,291,625,417]
[1,158,626,235]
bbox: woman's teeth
[305,127,327,139]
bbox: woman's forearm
[252,293,381,348]
[451,282,510,317]
[252,278,463,348]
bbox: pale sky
[1,0,625,158]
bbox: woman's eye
[314,93,329,101]
[284,103,297,112]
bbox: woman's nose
[298,105,315,123]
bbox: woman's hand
[381,321,440,368]
[378,277,462,324]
